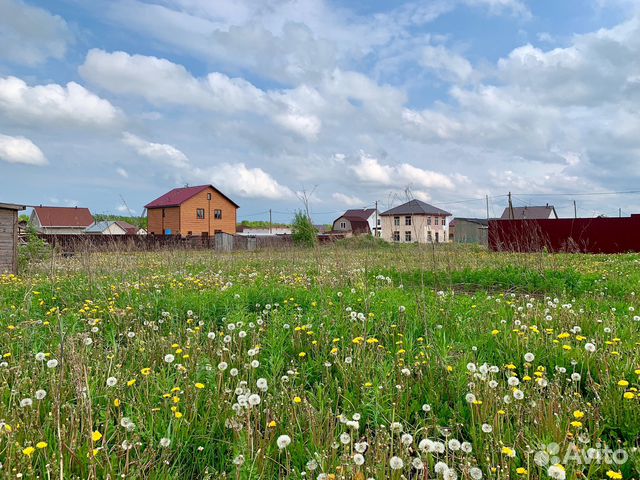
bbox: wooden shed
[0,202,26,274]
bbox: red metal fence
[489,215,640,253]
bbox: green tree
[291,210,317,247]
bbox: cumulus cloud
[421,45,474,82]
[0,0,72,66]
[332,192,365,207]
[196,163,295,200]
[0,76,120,127]
[122,132,190,168]
[351,154,456,191]
[0,133,47,165]
[80,49,320,139]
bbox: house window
[207,193,212,200]
[214,209,222,219]
[427,232,432,242]
[435,232,440,242]
[405,231,412,242]
[196,208,205,219]
[435,217,439,225]
[427,217,431,225]
[394,216,400,226]
[405,216,411,226]
[377,218,380,225]
[340,222,346,229]
[392,231,400,242]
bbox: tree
[291,210,317,247]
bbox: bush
[291,210,317,247]
[18,226,52,270]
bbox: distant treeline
[93,214,148,229]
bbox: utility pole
[619,208,622,218]
[485,195,489,220]
[269,209,272,234]
[374,200,378,237]
[573,200,577,219]
[508,192,514,219]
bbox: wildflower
[35,352,45,361]
[127,379,136,387]
[46,359,58,368]
[106,377,118,387]
[256,378,268,391]
[293,396,302,404]
[389,456,404,470]
[502,446,516,457]
[412,457,424,470]
[585,343,596,352]
[354,453,365,465]
[606,471,623,479]
[20,398,33,408]
[516,467,528,475]
[195,383,205,389]
[524,352,535,362]
[277,434,291,449]
[164,354,175,363]
[141,368,151,376]
[573,410,585,419]
[114,398,121,407]
[159,437,171,447]
[36,441,47,449]
[618,380,629,387]
[547,464,566,480]
[92,431,102,442]
[470,467,483,480]
[340,432,351,444]
[23,446,35,457]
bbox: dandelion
[277,434,291,449]
[470,467,483,480]
[207,332,216,340]
[106,377,118,387]
[164,354,175,363]
[36,441,47,449]
[389,456,404,470]
[340,432,351,444]
[159,437,171,448]
[585,342,596,352]
[92,431,102,442]
[256,378,268,391]
[46,359,58,368]
[502,446,516,457]
[20,398,33,408]
[195,382,205,389]
[354,453,365,465]
[218,362,228,371]
[22,446,35,457]
[248,394,261,406]
[412,457,424,470]
[35,352,45,361]
[548,464,566,480]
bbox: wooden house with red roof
[30,206,94,235]
[145,185,239,236]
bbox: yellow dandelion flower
[174,411,183,418]
[606,471,623,479]
[618,380,629,387]
[141,368,152,376]
[36,441,48,449]
[127,379,136,387]
[195,383,205,389]
[501,446,516,457]
[623,392,635,399]
[23,446,36,457]
[293,396,302,404]
[573,410,585,419]
[92,431,102,442]
[114,398,121,407]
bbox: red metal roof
[144,185,239,209]
[33,206,94,227]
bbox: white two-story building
[380,199,451,243]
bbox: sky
[1,0,640,224]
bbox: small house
[0,202,26,274]
[380,199,451,243]
[331,208,379,236]
[30,206,94,235]
[145,185,239,236]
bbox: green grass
[0,245,639,479]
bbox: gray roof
[453,217,489,226]
[84,221,117,233]
[380,199,451,216]
[500,206,558,220]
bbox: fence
[489,215,640,253]
[37,233,295,253]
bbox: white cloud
[116,203,135,214]
[196,163,295,200]
[0,0,72,66]
[116,167,129,178]
[122,132,190,169]
[350,153,456,190]
[0,76,120,127]
[463,0,531,18]
[421,45,474,82]
[332,192,365,207]
[0,133,47,165]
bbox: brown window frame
[214,209,222,220]
[196,208,205,219]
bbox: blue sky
[1,0,640,223]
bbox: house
[0,202,26,274]
[84,220,145,235]
[236,227,292,236]
[331,208,379,236]
[450,218,489,245]
[145,185,239,236]
[380,199,451,243]
[500,205,558,220]
[30,206,94,235]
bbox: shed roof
[380,199,451,216]
[33,206,94,227]
[145,185,239,209]
[452,217,490,226]
[500,205,558,220]
[0,202,26,211]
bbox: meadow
[1,242,639,479]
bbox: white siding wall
[381,214,449,243]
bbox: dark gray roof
[452,217,489,226]
[380,199,451,216]
[500,206,558,220]
[342,208,376,219]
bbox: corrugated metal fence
[489,215,640,253]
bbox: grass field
[1,242,639,479]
